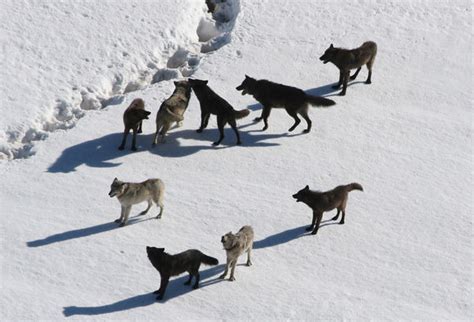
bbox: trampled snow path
[0,0,240,160]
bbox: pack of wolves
[107,40,373,300]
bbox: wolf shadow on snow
[62,265,225,316]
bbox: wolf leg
[340,209,346,225]
[192,272,200,289]
[228,118,242,145]
[333,71,343,89]
[306,211,317,231]
[139,200,152,216]
[339,71,350,96]
[131,128,138,151]
[213,116,225,146]
[219,258,230,279]
[298,108,312,133]
[184,273,193,285]
[137,120,143,134]
[119,206,131,227]
[366,60,374,84]
[332,209,341,221]
[246,246,253,266]
[286,108,301,132]
[115,206,125,223]
[261,106,272,131]
[350,67,362,80]
[197,112,210,132]
[311,212,323,235]
[158,123,172,143]
[156,276,169,300]
[155,204,163,219]
[229,260,237,281]
[118,127,130,150]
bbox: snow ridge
[1,0,240,161]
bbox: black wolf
[188,78,250,146]
[146,246,218,300]
[292,183,363,235]
[319,41,377,96]
[236,75,335,132]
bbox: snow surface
[1,0,472,320]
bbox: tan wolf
[152,80,192,145]
[292,183,363,235]
[118,98,151,151]
[319,41,377,96]
[219,225,254,281]
[108,178,164,227]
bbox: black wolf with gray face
[109,178,164,227]
[292,183,363,235]
[188,78,250,146]
[146,246,218,300]
[236,75,335,132]
[319,41,377,96]
[153,80,191,145]
[118,98,151,151]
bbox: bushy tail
[201,254,219,266]
[346,182,363,192]
[165,107,184,122]
[234,109,250,119]
[305,95,335,107]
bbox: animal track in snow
[2,0,240,160]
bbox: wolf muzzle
[108,190,117,197]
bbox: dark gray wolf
[118,98,151,151]
[146,246,218,300]
[292,183,363,235]
[219,225,254,281]
[188,78,250,146]
[235,75,335,132]
[152,80,191,145]
[319,41,377,96]
[108,178,164,227]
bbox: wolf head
[146,246,166,269]
[221,232,237,250]
[127,98,151,120]
[236,75,257,95]
[108,178,128,198]
[319,44,337,64]
[137,109,151,120]
[292,185,311,203]
[146,246,165,257]
[188,78,208,88]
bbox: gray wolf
[235,75,335,132]
[188,78,250,146]
[118,98,151,151]
[108,178,164,227]
[219,225,254,281]
[292,183,363,235]
[146,246,218,300]
[319,41,377,96]
[152,80,192,145]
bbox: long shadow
[26,217,151,248]
[62,265,225,316]
[253,225,307,249]
[306,80,368,98]
[48,126,286,173]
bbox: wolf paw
[119,223,126,227]
[193,284,199,290]
[338,91,346,96]
[339,221,345,225]
[365,80,372,84]
[253,117,262,122]
[114,219,121,223]
[131,146,137,151]
[118,146,125,151]
[246,262,252,267]
[229,276,235,281]
[218,273,226,279]
[303,129,310,134]
[212,141,220,146]
[196,129,203,133]
[156,295,164,301]
[332,84,341,89]
[311,230,318,235]
[153,289,160,294]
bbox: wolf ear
[245,74,250,78]
[304,185,309,190]
[158,248,165,252]
[203,80,208,84]
[113,177,118,182]
[174,81,179,86]
[330,44,334,48]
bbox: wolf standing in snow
[152,80,192,145]
[235,75,335,133]
[188,78,250,146]
[292,183,363,235]
[146,246,218,301]
[118,98,151,151]
[219,225,254,281]
[319,41,377,96]
[108,178,164,227]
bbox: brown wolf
[188,78,250,146]
[152,80,191,145]
[118,98,151,151]
[236,75,335,132]
[146,246,218,301]
[292,183,363,235]
[319,41,377,96]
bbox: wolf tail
[234,109,250,120]
[165,107,184,122]
[305,95,336,107]
[201,254,219,266]
[346,182,363,192]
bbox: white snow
[1,0,472,320]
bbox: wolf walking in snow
[292,183,363,235]
[118,98,151,151]
[219,225,254,281]
[189,78,250,146]
[235,75,335,132]
[108,178,164,227]
[152,80,192,145]
[319,41,377,96]
[146,246,218,301]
